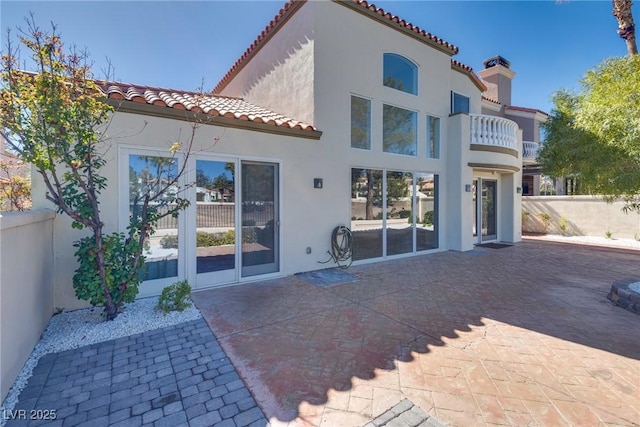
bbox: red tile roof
[451,60,487,92]
[100,82,317,131]
[213,0,459,94]
[506,105,550,117]
[349,0,458,54]
[482,95,500,105]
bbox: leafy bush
[156,280,192,314]
[160,234,179,249]
[423,211,434,226]
[398,210,411,219]
[538,212,551,233]
[161,230,257,249]
[73,233,143,314]
[559,216,568,235]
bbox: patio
[192,239,640,426]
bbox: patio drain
[607,279,640,314]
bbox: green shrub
[156,280,192,314]
[423,211,434,226]
[160,234,179,249]
[398,210,411,219]
[559,216,568,235]
[161,230,257,249]
[73,233,144,314]
[538,212,551,233]
[605,229,613,239]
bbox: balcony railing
[522,140,540,163]
[470,114,518,150]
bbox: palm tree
[612,0,638,55]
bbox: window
[426,115,440,158]
[383,104,417,156]
[128,154,179,281]
[383,53,417,95]
[351,96,371,149]
[350,168,439,261]
[451,92,470,114]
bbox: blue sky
[1,1,636,115]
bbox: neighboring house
[33,0,529,310]
[477,56,550,196]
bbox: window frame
[119,145,187,294]
[426,115,441,159]
[382,103,418,157]
[350,94,372,150]
[383,53,418,95]
[451,91,470,114]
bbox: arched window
[383,53,417,95]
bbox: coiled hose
[320,225,354,269]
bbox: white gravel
[0,297,201,425]
[527,234,640,249]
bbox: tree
[612,0,638,55]
[538,55,640,212]
[0,18,198,319]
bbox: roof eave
[106,98,323,140]
[451,63,487,92]
[213,0,307,94]
[335,0,458,56]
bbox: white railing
[470,114,518,150]
[522,140,540,161]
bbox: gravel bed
[528,234,640,249]
[0,297,201,425]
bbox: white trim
[119,145,188,297]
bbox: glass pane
[416,173,438,251]
[472,180,478,237]
[241,162,278,276]
[383,53,417,95]
[196,160,235,274]
[351,168,383,260]
[383,105,417,156]
[427,116,440,159]
[482,180,497,239]
[452,92,470,114]
[129,154,178,281]
[351,96,371,150]
[386,171,413,256]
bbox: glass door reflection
[195,160,236,286]
[241,162,279,277]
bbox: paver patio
[193,239,640,427]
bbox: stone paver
[3,319,266,427]
[193,239,640,426]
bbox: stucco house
[477,55,550,197]
[33,0,531,310]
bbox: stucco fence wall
[0,209,55,402]
[522,196,640,240]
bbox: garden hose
[319,225,354,269]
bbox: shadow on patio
[192,240,640,426]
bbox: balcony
[470,114,518,151]
[522,140,540,165]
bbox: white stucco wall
[219,2,315,126]
[0,209,55,401]
[522,196,640,239]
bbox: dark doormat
[296,268,358,287]
[476,242,513,249]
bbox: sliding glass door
[351,168,438,261]
[194,159,237,287]
[241,161,279,277]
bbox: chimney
[478,55,515,106]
